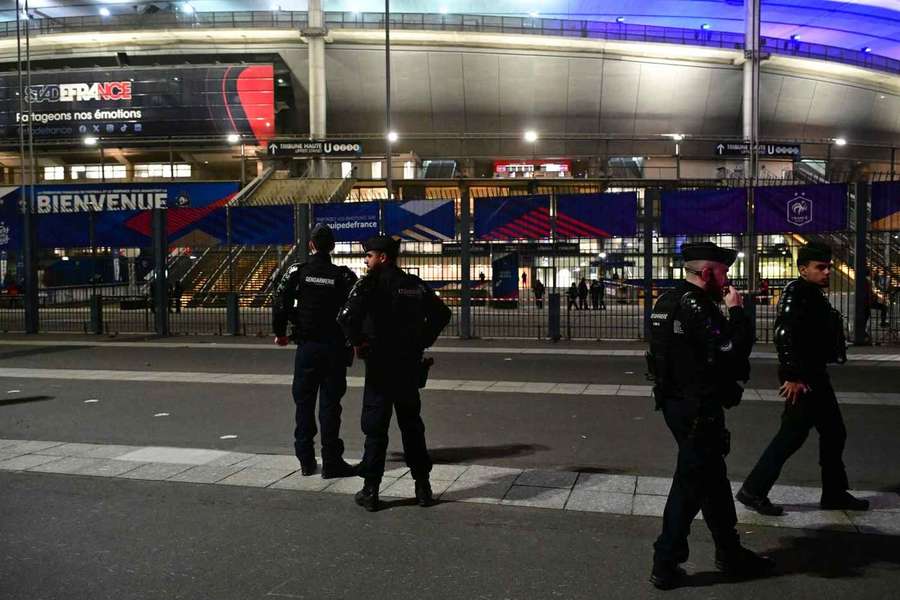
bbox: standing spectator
[478,271,486,284]
[590,278,603,310]
[533,278,545,309]
[172,280,184,314]
[578,277,589,310]
[567,282,578,310]
[521,271,528,289]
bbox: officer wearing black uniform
[737,242,869,515]
[646,242,773,590]
[273,224,358,478]
[337,235,451,512]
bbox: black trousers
[742,375,848,498]
[359,359,432,485]
[292,340,348,465]
[654,400,740,565]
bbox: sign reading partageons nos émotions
[0,65,274,142]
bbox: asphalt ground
[2,471,899,600]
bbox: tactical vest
[646,289,692,409]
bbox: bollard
[226,293,240,336]
[548,293,561,342]
[89,294,103,335]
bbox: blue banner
[313,202,379,242]
[474,195,550,241]
[385,200,455,241]
[755,184,847,233]
[0,186,22,252]
[872,181,900,231]
[556,192,637,238]
[660,189,747,235]
[229,206,295,244]
[4,182,239,248]
[492,251,519,300]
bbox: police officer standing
[737,242,869,515]
[647,242,773,589]
[273,224,358,478]
[337,235,451,512]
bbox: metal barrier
[3,10,897,77]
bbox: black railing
[1,11,896,76]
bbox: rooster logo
[787,194,813,227]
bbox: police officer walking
[737,242,869,515]
[337,235,451,512]
[273,224,358,478]
[647,242,773,589]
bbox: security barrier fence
[1,178,898,345]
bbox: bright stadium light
[440,6,449,15]
[669,133,685,141]
[524,130,538,143]
[599,252,607,259]
[616,17,625,23]
[737,251,746,258]
[529,12,540,18]
[182,3,195,14]
[83,136,98,146]
[790,34,800,41]
[861,46,872,53]
[387,131,399,143]
[99,7,111,17]
[833,137,847,146]
[700,23,711,30]
[227,133,240,144]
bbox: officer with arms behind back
[273,224,359,478]
[337,235,451,512]
[736,242,869,515]
[646,242,774,590]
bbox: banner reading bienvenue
[660,189,747,235]
[872,181,900,231]
[474,195,550,241]
[313,202,379,242]
[754,184,847,233]
[384,200,455,241]
[556,192,638,238]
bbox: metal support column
[643,189,656,340]
[22,191,38,333]
[305,0,327,178]
[297,204,311,262]
[385,0,393,200]
[459,186,472,339]
[152,208,168,336]
[853,182,869,345]
[742,0,761,183]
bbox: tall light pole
[385,0,392,200]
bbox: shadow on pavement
[389,443,549,463]
[0,345,89,361]
[0,395,54,407]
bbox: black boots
[736,487,784,516]
[299,458,318,477]
[820,491,870,511]
[649,562,686,590]
[355,482,380,512]
[715,546,776,576]
[321,460,359,479]
[415,479,436,507]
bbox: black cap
[681,242,738,267]
[363,235,401,259]
[310,223,335,252]
[797,242,832,265]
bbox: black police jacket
[337,263,451,360]
[272,253,357,342]
[648,280,753,410]
[774,277,846,382]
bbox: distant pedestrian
[172,280,184,314]
[521,272,527,288]
[567,282,578,310]
[478,271,486,284]
[533,279,545,309]
[578,277,589,310]
[590,279,604,310]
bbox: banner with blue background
[313,202,379,242]
[474,195,550,241]
[660,189,747,235]
[755,184,847,233]
[385,199,455,241]
[872,181,900,231]
[556,192,637,238]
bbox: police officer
[647,242,773,589]
[737,242,869,515]
[337,235,451,512]
[273,224,358,478]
